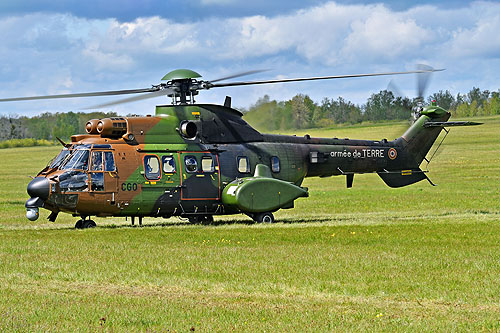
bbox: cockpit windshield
[60,149,90,171]
[49,148,71,169]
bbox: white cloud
[341,6,431,62]
[0,1,499,115]
[447,13,500,58]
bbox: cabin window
[162,156,176,173]
[271,156,280,173]
[91,151,103,171]
[90,172,104,191]
[104,152,116,172]
[201,156,215,173]
[237,156,250,173]
[184,155,198,173]
[144,155,161,180]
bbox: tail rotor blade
[416,64,434,99]
[387,79,404,98]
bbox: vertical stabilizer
[378,104,450,188]
[400,105,450,165]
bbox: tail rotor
[387,64,442,122]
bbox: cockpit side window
[104,151,116,172]
[90,173,104,191]
[91,151,103,171]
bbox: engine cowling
[96,117,128,138]
[85,119,100,134]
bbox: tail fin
[400,107,451,165]
[378,104,450,188]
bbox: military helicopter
[0,67,480,228]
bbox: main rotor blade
[0,87,158,103]
[84,88,173,109]
[208,69,444,89]
[209,69,270,83]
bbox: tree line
[0,87,499,141]
[242,87,500,131]
[0,111,117,142]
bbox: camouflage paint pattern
[29,102,453,221]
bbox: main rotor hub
[165,79,200,104]
[161,70,205,105]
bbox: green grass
[0,116,499,331]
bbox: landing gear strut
[75,217,96,229]
[131,216,143,226]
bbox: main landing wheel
[254,212,274,223]
[202,215,214,225]
[188,215,214,224]
[75,219,96,229]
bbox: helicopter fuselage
[25,102,451,224]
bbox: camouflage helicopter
[0,67,480,228]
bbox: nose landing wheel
[75,218,96,229]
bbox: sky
[0,0,498,116]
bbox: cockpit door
[89,150,119,202]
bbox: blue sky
[0,0,498,115]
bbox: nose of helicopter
[25,177,50,221]
[27,177,50,200]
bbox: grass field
[0,116,499,331]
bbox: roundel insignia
[388,148,397,160]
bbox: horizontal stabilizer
[423,121,482,128]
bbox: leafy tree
[453,102,468,117]
[364,90,405,121]
[467,87,489,107]
[243,95,285,131]
[289,94,316,129]
[484,95,500,115]
[428,90,455,110]
[312,98,333,127]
